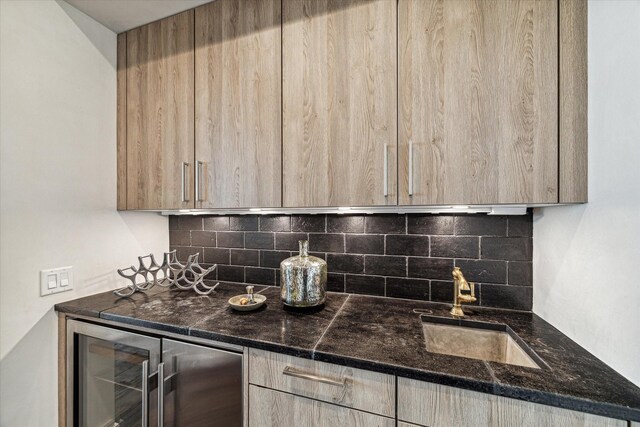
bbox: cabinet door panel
[398,377,626,427]
[161,339,242,427]
[126,11,195,210]
[399,0,558,205]
[249,385,394,427]
[283,0,397,207]
[117,33,127,210]
[195,0,281,208]
[248,348,395,417]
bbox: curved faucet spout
[451,267,477,317]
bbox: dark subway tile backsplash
[230,249,259,267]
[345,234,384,255]
[216,231,243,248]
[169,211,533,310]
[191,231,216,247]
[291,215,325,232]
[203,216,229,231]
[327,215,364,233]
[259,215,290,232]
[345,274,385,296]
[431,236,479,259]
[407,215,453,235]
[245,267,276,285]
[309,233,344,253]
[482,237,532,261]
[365,255,406,277]
[408,257,454,280]
[230,215,258,231]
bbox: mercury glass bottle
[280,240,327,307]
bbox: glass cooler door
[67,320,161,427]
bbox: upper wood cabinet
[116,0,587,210]
[398,0,559,205]
[125,10,195,210]
[194,0,282,209]
[282,0,397,208]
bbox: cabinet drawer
[249,385,394,427]
[248,348,395,417]
[398,378,625,427]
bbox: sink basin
[421,315,544,369]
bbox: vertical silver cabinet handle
[141,360,149,427]
[157,362,165,427]
[408,140,414,197]
[195,161,204,203]
[383,143,389,197]
[181,162,189,202]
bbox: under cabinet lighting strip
[159,205,537,216]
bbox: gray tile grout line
[312,294,351,356]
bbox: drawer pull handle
[282,366,347,387]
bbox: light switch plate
[40,266,73,296]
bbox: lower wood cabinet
[248,348,395,417]
[397,378,626,427]
[248,385,394,427]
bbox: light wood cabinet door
[398,378,626,427]
[195,0,282,209]
[399,0,558,205]
[559,0,588,203]
[248,348,395,417]
[116,32,127,210]
[126,10,195,210]
[282,0,397,207]
[248,385,394,427]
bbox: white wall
[0,1,168,425]
[534,0,640,387]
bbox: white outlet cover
[40,266,73,296]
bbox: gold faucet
[450,267,476,317]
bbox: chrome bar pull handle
[408,140,414,197]
[383,143,389,197]
[181,162,189,202]
[141,360,149,427]
[282,366,347,387]
[157,362,165,427]
[195,161,204,203]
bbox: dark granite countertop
[55,282,640,422]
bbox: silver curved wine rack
[114,250,218,297]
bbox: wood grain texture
[249,385,395,427]
[126,10,195,210]
[58,314,67,427]
[491,393,625,427]
[243,347,249,427]
[398,422,423,427]
[195,0,282,209]
[117,33,127,211]
[559,0,588,203]
[399,0,558,205]
[398,377,491,426]
[398,378,625,427]
[282,0,397,207]
[248,348,395,417]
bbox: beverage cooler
[66,319,243,427]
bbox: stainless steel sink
[421,316,545,369]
